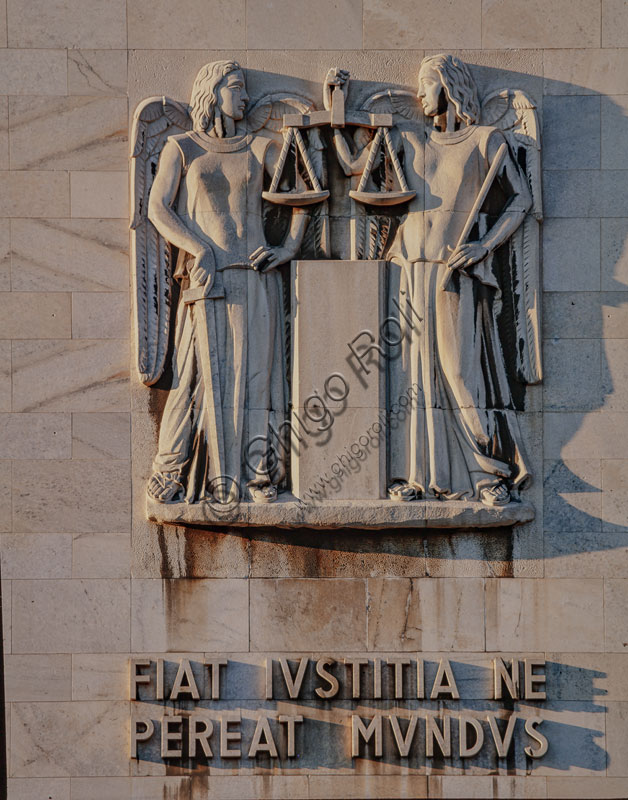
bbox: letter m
[351,714,382,758]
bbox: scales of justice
[131,58,541,530]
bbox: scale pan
[349,189,416,206]
[262,190,329,206]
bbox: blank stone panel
[12,460,131,533]
[544,48,628,96]
[363,0,482,49]
[543,95,601,170]
[10,701,129,777]
[12,339,130,413]
[248,0,363,50]
[250,578,367,651]
[482,0,601,48]
[7,0,127,48]
[10,219,129,293]
[543,218,600,291]
[9,96,128,172]
[67,50,128,97]
[127,0,245,49]
[0,49,67,95]
[11,580,130,654]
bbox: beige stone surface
[0,459,12,531]
[0,49,67,95]
[485,578,605,652]
[12,339,129,413]
[5,654,72,701]
[12,460,131,533]
[544,48,628,95]
[11,579,130,653]
[606,701,628,776]
[0,340,10,412]
[249,0,362,50]
[11,218,129,293]
[0,172,69,218]
[72,412,130,460]
[0,413,71,459]
[0,96,8,173]
[132,578,249,652]
[68,50,128,97]
[9,96,128,172]
[7,0,126,48]
[72,653,129,701]
[127,0,245,49]
[603,0,628,47]
[70,171,128,218]
[7,778,70,800]
[1,533,72,579]
[250,578,367,651]
[3,576,11,655]
[10,701,129,777]
[0,292,71,338]
[0,218,10,290]
[482,0,600,48]
[72,292,129,339]
[429,776,546,799]
[368,577,485,652]
[69,777,132,800]
[364,0,481,49]
[72,532,130,579]
[547,776,628,799]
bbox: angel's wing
[361,88,423,122]
[482,89,542,384]
[130,96,191,385]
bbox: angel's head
[418,54,480,126]
[190,60,249,135]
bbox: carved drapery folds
[131,56,542,529]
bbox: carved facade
[131,55,542,528]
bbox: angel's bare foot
[147,470,184,503]
[480,482,511,507]
[247,484,277,504]
[388,481,418,502]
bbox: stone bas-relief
[132,55,542,529]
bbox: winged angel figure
[131,60,324,505]
[327,54,542,506]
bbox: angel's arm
[331,129,371,176]
[249,142,308,271]
[147,140,208,258]
[479,131,532,253]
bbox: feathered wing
[130,96,191,385]
[249,92,330,258]
[481,89,543,384]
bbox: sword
[441,142,509,290]
[182,276,227,499]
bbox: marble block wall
[2,1,628,798]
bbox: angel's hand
[249,245,293,272]
[323,68,350,111]
[447,242,489,271]
[189,247,215,287]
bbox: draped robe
[387,124,531,500]
[152,131,287,502]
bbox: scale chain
[383,128,410,192]
[356,126,384,193]
[293,128,323,192]
[268,128,293,193]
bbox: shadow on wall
[131,657,607,773]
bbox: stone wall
[2,1,628,798]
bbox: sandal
[388,481,418,502]
[247,484,277,504]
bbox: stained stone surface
[2,3,628,799]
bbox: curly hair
[189,60,242,135]
[420,54,480,126]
